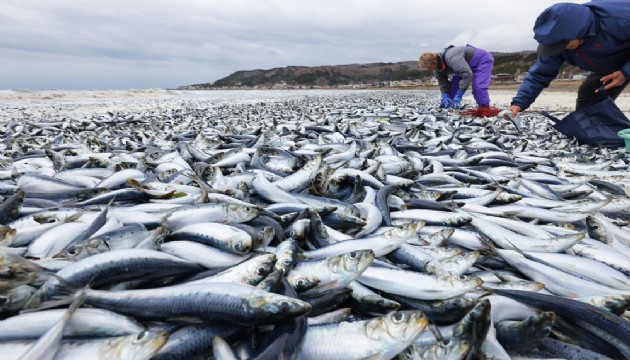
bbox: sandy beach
[2,88,630,118]
[489,89,630,116]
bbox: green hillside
[182,51,580,89]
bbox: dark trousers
[576,73,629,110]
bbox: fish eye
[459,275,467,280]
[135,331,149,342]
[392,312,405,323]
[348,252,358,259]
[296,279,305,286]
[256,266,267,276]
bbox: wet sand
[419,81,630,115]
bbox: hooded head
[533,3,594,56]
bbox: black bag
[540,88,630,148]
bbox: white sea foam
[0,89,373,124]
[1,89,629,124]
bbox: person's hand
[440,93,453,108]
[598,71,626,92]
[508,105,522,118]
[451,90,465,109]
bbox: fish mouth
[277,297,312,316]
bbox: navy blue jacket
[512,1,630,110]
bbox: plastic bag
[540,89,630,148]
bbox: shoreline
[1,86,629,118]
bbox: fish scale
[0,90,629,359]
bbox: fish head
[149,226,170,247]
[362,295,401,313]
[585,215,610,241]
[0,251,41,289]
[0,226,16,246]
[243,254,276,285]
[460,251,481,263]
[422,191,442,201]
[308,213,328,237]
[335,249,375,275]
[32,214,64,224]
[438,274,484,292]
[306,154,323,171]
[495,192,523,203]
[410,339,472,360]
[452,299,491,344]
[366,310,429,353]
[525,311,556,337]
[584,295,630,314]
[423,259,444,274]
[256,269,284,292]
[288,218,310,240]
[227,204,260,223]
[0,285,35,313]
[386,221,425,241]
[289,275,321,292]
[446,214,472,226]
[274,240,298,273]
[106,329,169,360]
[57,238,110,260]
[258,226,275,247]
[230,234,253,254]
[438,297,478,315]
[247,291,311,322]
[445,339,472,358]
[435,228,455,241]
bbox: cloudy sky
[0,0,575,90]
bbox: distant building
[272,81,288,89]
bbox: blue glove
[440,93,452,108]
[450,90,465,108]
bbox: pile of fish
[0,90,629,359]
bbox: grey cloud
[0,0,570,89]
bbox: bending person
[509,1,630,117]
[419,45,494,109]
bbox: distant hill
[180,51,581,89]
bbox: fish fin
[479,285,499,293]
[501,237,525,254]
[20,295,74,313]
[301,280,342,295]
[159,209,180,231]
[126,178,146,190]
[477,235,498,255]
